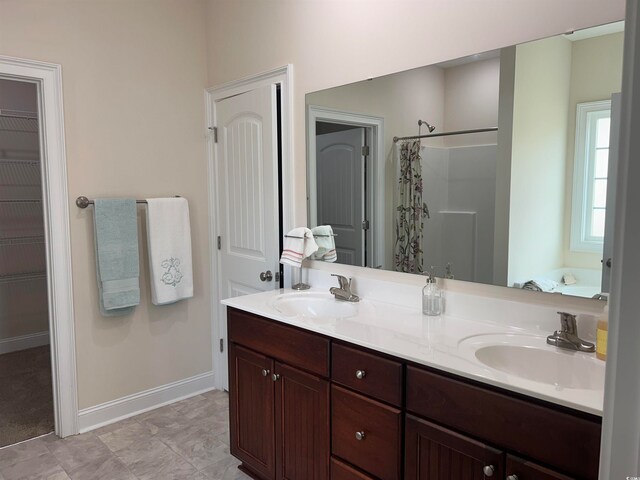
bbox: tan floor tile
[67,454,135,480]
[116,437,200,480]
[98,421,152,453]
[0,439,50,469]
[45,433,112,473]
[0,452,67,480]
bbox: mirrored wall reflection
[306,21,624,299]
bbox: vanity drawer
[227,307,330,377]
[332,385,402,480]
[331,457,376,480]
[406,366,601,479]
[332,343,403,406]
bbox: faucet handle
[557,312,577,334]
[331,274,350,289]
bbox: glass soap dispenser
[422,271,442,316]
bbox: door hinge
[362,220,370,231]
[217,236,222,250]
[362,145,370,156]
[219,338,224,353]
[209,126,218,143]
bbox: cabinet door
[405,415,504,480]
[274,361,329,480]
[229,344,275,480]
[506,455,574,480]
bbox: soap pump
[422,269,442,316]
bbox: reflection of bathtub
[513,268,602,299]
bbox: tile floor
[0,390,251,480]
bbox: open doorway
[0,78,54,446]
[307,106,386,268]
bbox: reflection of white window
[570,100,611,252]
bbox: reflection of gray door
[601,92,621,293]
[316,128,365,266]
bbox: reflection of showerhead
[418,119,436,133]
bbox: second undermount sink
[272,292,358,319]
[459,334,605,390]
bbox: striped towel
[280,227,318,267]
[311,225,337,262]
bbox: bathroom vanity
[223,286,603,480]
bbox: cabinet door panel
[405,414,504,480]
[506,455,574,480]
[229,344,275,480]
[275,362,329,480]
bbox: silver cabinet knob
[355,370,366,380]
[355,431,365,441]
[506,476,519,480]
[271,373,280,381]
[483,465,495,477]
[261,369,270,377]
[259,270,273,282]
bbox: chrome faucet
[546,312,595,352]
[329,274,360,302]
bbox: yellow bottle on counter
[596,304,609,361]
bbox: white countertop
[222,287,604,416]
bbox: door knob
[506,476,519,480]
[482,465,495,477]
[259,270,273,282]
[272,373,280,381]
[355,431,365,441]
[355,370,366,379]
[261,369,270,377]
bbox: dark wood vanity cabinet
[405,415,504,480]
[228,308,330,480]
[227,307,601,480]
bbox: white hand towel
[311,225,337,262]
[146,198,194,305]
[280,227,318,268]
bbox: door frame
[206,65,293,391]
[0,55,79,437]
[307,105,385,268]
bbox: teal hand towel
[93,199,140,316]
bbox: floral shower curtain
[394,140,429,273]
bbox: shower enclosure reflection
[306,21,624,299]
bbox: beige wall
[563,32,624,269]
[508,36,572,284]
[0,0,211,409]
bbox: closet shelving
[0,110,46,284]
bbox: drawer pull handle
[261,369,270,377]
[355,431,365,441]
[355,370,366,379]
[272,373,280,381]
[482,465,495,477]
[506,476,518,480]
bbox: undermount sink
[272,292,358,319]
[459,334,605,390]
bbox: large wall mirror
[306,21,624,300]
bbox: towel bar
[75,195,181,209]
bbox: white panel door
[216,84,279,389]
[316,128,365,266]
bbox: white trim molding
[205,65,294,391]
[306,105,386,269]
[0,55,78,437]
[0,331,50,355]
[78,372,215,433]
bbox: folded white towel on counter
[311,225,337,262]
[146,197,194,305]
[280,227,318,268]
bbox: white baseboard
[78,371,216,433]
[0,331,50,355]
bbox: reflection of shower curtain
[395,140,429,273]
